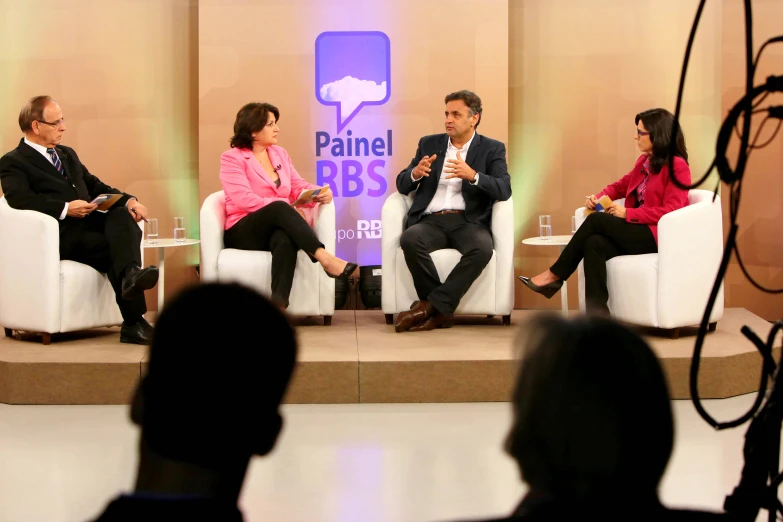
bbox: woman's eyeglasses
[636,128,650,138]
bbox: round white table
[522,235,573,316]
[142,238,200,310]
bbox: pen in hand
[130,207,149,223]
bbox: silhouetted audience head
[130,282,297,487]
[505,314,673,502]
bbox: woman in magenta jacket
[520,108,692,314]
[220,102,356,309]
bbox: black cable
[751,117,783,149]
[668,0,709,191]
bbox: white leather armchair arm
[313,202,336,315]
[381,192,413,313]
[0,198,61,332]
[656,195,724,327]
[199,191,226,282]
[491,196,514,315]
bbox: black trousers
[59,207,145,323]
[223,201,324,308]
[399,213,493,315]
[550,212,657,314]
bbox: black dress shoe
[324,262,358,280]
[121,265,159,300]
[518,276,563,299]
[120,318,154,345]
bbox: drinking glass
[146,218,158,245]
[174,217,186,242]
[539,215,552,240]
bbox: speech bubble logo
[315,31,391,134]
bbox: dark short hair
[635,108,689,173]
[445,90,482,128]
[19,95,54,132]
[134,283,297,469]
[229,102,280,149]
[506,315,674,500]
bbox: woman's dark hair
[505,315,674,501]
[230,102,279,149]
[635,108,688,173]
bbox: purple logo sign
[315,31,391,133]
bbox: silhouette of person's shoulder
[91,493,244,522]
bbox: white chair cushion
[59,261,123,332]
[394,247,498,315]
[217,248,322,316]
[605,253,659,327]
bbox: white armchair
[381,193,515,325]
[574,189,724,336]
[0,196,143,344]
[200,191,336,325]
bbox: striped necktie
[46,148,64,175]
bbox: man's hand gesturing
[412,154,438,180]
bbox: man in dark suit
[91,283,297,522]
[0,96,159,344]
[394,90,511,332]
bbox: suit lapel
[465,133,482,167]
[18,141,71,187]
[242,149,277,191]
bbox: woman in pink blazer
[220,102,356,309]
[520,108,692,314]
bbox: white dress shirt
[415,132,480,215]
[24,138,69,220]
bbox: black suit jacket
[396,133,511,229]
[0,139,132,224]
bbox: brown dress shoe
[408,313,454,332]
[394,300,434,332]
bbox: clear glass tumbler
[174,216,186,242]
[146,218,158,245]
[539,215,552,240]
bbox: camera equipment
[667,2,783,520]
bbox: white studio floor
[0,395,774,522]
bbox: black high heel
[518,276,563,299]
[326,262,358,280]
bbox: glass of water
[146,218,158,245]
[539,215,552,240]
[174,217,186,242]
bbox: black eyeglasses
[636,127,650,138]
[36,118,65,128]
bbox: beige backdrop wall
[199,0,509,266]
[510,0,782,321]
[0,0,199,312]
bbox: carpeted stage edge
[0,309,778,405]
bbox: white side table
[522,235,573,317]
[142,238,200,310]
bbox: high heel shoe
[325,262,358,280]
[518,276,563,299]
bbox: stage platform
[0,308,778,405]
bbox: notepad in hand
[291,187,324,207]
[89,193,123,212]
[585,195,614,215]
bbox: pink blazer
[596,154,692,244]
[220,145,319,230]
